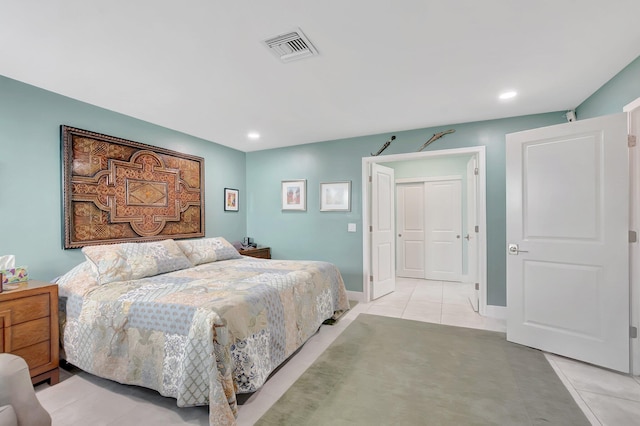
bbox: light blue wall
[246,113,566,305]
[0,76,246,281]
[577,56,640,120]
[3,52,637,303]
[246,53,640,305]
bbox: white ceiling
[2,1,640,152]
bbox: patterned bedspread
[57,256,349,425]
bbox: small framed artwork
[224,188,239,211]
[320,181,351,212]
[281,179,306,211]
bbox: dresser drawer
[0,281,60,385]
[11,317,50,351]
[0,293,49,324]
[13,340,51,370]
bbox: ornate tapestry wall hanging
[62,126,205,248]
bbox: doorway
[362,146,488,315]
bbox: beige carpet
[256,313,590,425]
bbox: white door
[506,113,629,373]
[371,163,396,299]
[397,183,425,278]
[466,157,479,311]
[424,179,462,282]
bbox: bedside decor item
[61,126,205,248]
[224,188,239,211]
[320,181,351,212]
[241,237,256,249]
[0,267,29,286]
[281,179,306,211]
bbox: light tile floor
[35,278,640,425]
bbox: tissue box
[1,266,28,284]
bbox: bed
[55,237,349,425]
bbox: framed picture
[224,188,239,211]
[281,180,306,211]
[320,181,351,212]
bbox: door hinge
[369,175,372,183]
[629,135,637,148]
[474,167,479,175]
[475,225,479,233]
[474,283,479,291]
[631,326,638,339]
[630,230,637,243]
[369,225,373,232]
[369,275,374,282]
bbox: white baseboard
[346,290,365,303]
[484,304,507,319]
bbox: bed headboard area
[61,126,205,249]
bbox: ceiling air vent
[264,28,318,63]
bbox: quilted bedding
[56,238,349,425]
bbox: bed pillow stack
[176,237,242,265]
[82,239,193,285]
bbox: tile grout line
[544,355,603,425]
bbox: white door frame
[625,97,640,375]
[362,146,488,315]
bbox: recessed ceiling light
[499,91,517,100]
[247,132,260,140]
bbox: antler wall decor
[371,135,396,156]
[417,129,455,152]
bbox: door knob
[464,234,470,240]
[456,235,461,239]
[398,234,402,237]
[508,243,529,255]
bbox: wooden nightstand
[0,280,59,385]
[239,247,271,259]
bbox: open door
[371,163,395,299]
[466,156,479,311]
[506,113,629,372]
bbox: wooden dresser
[0,280,59,385]
[239,247,271,259]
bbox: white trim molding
[484,304,507,320]
[346,290,365,303]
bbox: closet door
[397,183,425,278]
[424,179,462,282]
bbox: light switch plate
[348,223,356,232]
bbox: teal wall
[577,56,640,120]
[2,52,637,305]
[0,76,246,281]
[246,113,566,305]
[245,53,640,306]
